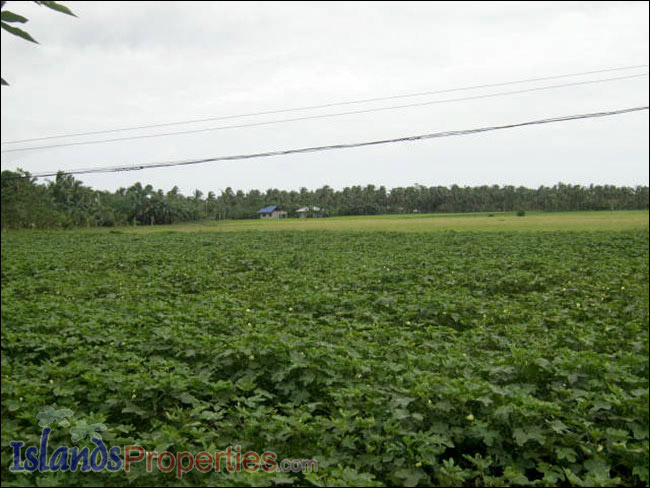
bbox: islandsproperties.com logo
[10,405,317,478]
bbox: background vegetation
[2,170,648,229]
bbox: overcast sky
[1,1,648,195]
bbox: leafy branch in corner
[1,0,76,86]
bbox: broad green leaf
[394,467,428,487]
[555,446,578,463]
[36,405,74,427]
[69,420,107,442]
[513,426,546,446]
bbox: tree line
[1,170,648,229]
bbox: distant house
[296,206,324,218]
[257,205,288,219]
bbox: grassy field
[1,212,649,486]
[117,210,649,233]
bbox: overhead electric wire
[1,63,647,146]
[2,73,648,154]
[10,105,647,179]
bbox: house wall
[260,211,287,219]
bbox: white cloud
[1,1,648,194]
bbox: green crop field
[1,215,649,486]
[119,210,649,234]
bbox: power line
[2,73,648,154]
[8,105,646,179]
[2,63,647,146]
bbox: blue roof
[257,205,278,213]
